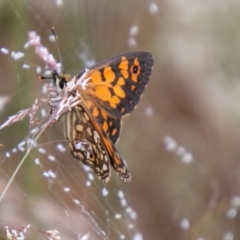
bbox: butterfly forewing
[75,51,153,145]
[77,52,154,118]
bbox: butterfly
[46,51,153,183]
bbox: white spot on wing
[102,164,108,171]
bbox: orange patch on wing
[113,85,126,98]
[103,121,108,132]
[109,101,117,109]
[119,61,128,69]
[117,77,125,86]
[103,135,114,151]
[121,70,129,78]
[90,70,102,84]
[92,107,99,117]
[119,58,129,78]
[130,85,136,91]
[103,66,115,83]
[113,155,121,165]
[95,86,111,101]
[132,74,137,82]
[111,95,121,104]
[112,128,117,136]
[109,96,120,109]
[101,109,108,120]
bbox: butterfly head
[39,70,71,90]
[52,70,68,89]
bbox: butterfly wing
[84,99,121,144]
[65,102,131,183]
[77,51,154,118]
[64,51,153,182]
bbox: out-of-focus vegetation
[1,0,240,239]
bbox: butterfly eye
[59,79,66,89]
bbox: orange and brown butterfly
[45,52,153,183]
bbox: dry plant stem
[0,31,88,202]
[0,88,81,202]
[0,114,53,202]
[2,135,40,204]
[0,99,38,130]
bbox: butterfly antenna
[52,27,65,74]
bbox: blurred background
[1,0,240,239]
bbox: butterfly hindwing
[65,102,131,183]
